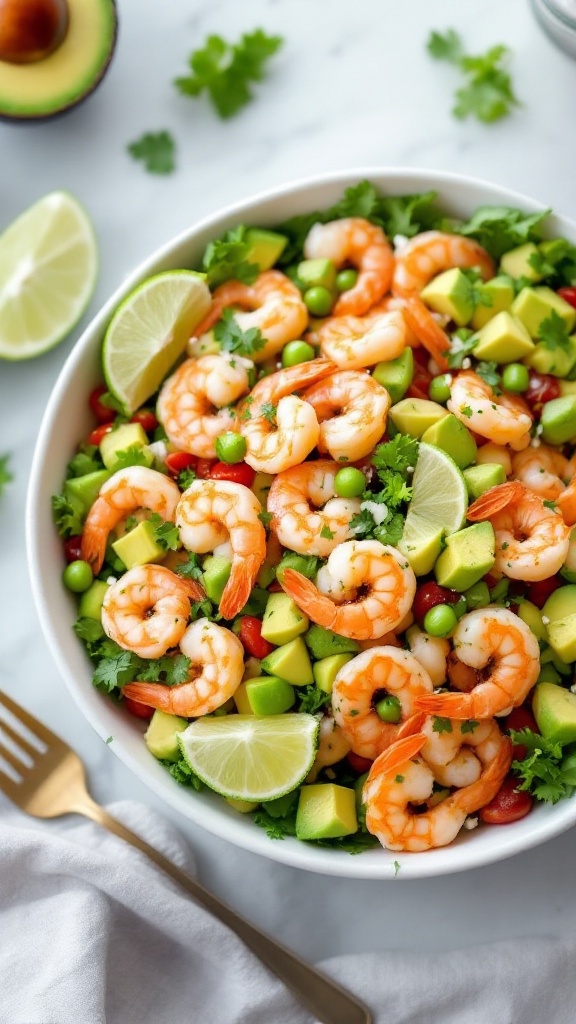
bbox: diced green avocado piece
[420,413,477,470]
[78,579,109,620]
[420,268,475,327]
[546,614,576,663]
[372,348,414,403]
[260,637,314,686]
[542,585,576,625]
[541,646,572,676]
[517,600,548,643]
[472,311,535,363]
[112,519,166,570]
[64,469,111,513]
[295,783,358,840]
[313,653,355,694]
[512,286,576,337]
[251,471,274,507]
[533,682,576,743]
[541,396,576,445]
[296,258,337,292]
[434,522,495,591]
[471,276,515,330]
[525,338,576,378]
[399,529,445,577]
[245,676,295,715]
[261,593,309,645]
[145,710,188,762]
[233,682,254,715]
[388,398,448,438]
[304,624,361,660]
[463,463,506,500]
[464,580,490,610]
[500,242,544,282]
[202,556,232,604]
[245,228,288,270]
[225,797,259,813]
[99,423,150,470]
[560,380,576,397]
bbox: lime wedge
[399,442,468,575]
[178,714,320,802]
[0,191,98,360]
[102,270,211,415]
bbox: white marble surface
[2,0,576,968]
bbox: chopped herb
[258,509,273,527]
[320,525,334,540]
[537,309,573,354]
[296,686,331,715]
[260,401,277,424]
[543,499,557,511]
[111,445,151,472]
[178,467,197,490]
[202,225,260,288]
[135,654,191,686]
[528,238,576,287]
[93,648,143,694]
[214,307,266,355]
[476,361,501,391]
[457,205,549,261]
[66,444,103,478]
[447,332,479,369]
[162,757,204,790]
[372,434,419,477]
[393,860,401,876]
[394,774,404,783]
[276,552,324,581]
[460,404,473,418]
[427,29,519,124]
[510,728,576,803]
[433,716,453,734]
[51,493,84,538]
[460,720,479,734]
[148,513,180,551]
[105,736,113,745]
[175,552,204,580]
[127,131,176,174]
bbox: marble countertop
[2,0,576,967]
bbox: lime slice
[178,714,320,802]
[399,442,468,575]
[102,270,211,415]
[0,191,98,360]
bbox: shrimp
[415,606,540,720]
[156,354,252,459]
[307,714,351,781]
[122,618,244,717]
[314,308,407,370]
[562,527,576,576]
[279,539,416,640]
[467,480,571,581]
[240,358,335,475]
[331,646,434,760]
[193,270,309,364]
[101,564,203,659]
[303,217,394,316]
[420,717,507,789]
[303,370,390,463]
[362,729,512,852]
[557,459,576,525]
[175,479,266,620]
[402,295,453,371]
[267,460,362,557]
[405,625,449,688]
[81,466,181,575]
[392,231,494,297]
[448,371,532,451]
[511,444,569,500]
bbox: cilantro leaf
[73,617,106,656]
[329,180,381,221]
[52,493,83,537]
[427,29,464,64]
[0,454,12,496]
[428,30,519,124]
[476,361,501,390]
[276,552,323,581]
[147,513,180,551]
[175,552,204,580]
[177,467,197,490]
[127,131,176,174]
[260,401,277,424]
[202,225,260,288]
[297,686,331,715]
[162,757,204,790]
[66,445,103,478]
[93,649,143,694]
[174,29,283,120]
[214,308,266,356]
[529,238,576,287]
[110,445,151,472]
[510,728,576,803]
[372,434,419,477]
[378,192,446,239]
[135,654,191,686]
[537,309,572,353]
[458,205,549,261]
[447,331,479,369]
[374,512,404,546]
[433,716,453,734]
[254,809,297,839]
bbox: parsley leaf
[297,685,331,715]
[73,617,106,656]
[320,524,334,540]
[214,307,266,356]
[457,205,549,261]
[52,493,83,537]
[148,513,180,551]
[127,131,176,174]
[254,809,297,840]
[428,30,519,124]
[0,454,12,496]
[510,728,576,803]
[537,309,572,353]
[174,29,283,120]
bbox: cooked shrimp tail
[415,691,478,718]
[466,481,524,521]
[403,295,451,371]
[368,733,427,778]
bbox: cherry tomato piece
[558,286,576,310]
[346,751,373,774]
[89,385,116,424]
[527,574,562,609]
[123,697,155,720]
[165,452,197,478]
[504,704,538,759]
[238,616,275,659]
[479,774,533,824]
[87,423,114,446]
[131,409,159,433]
[407,364,432,401]
[413,582,461,624]
[196,458,215,478]
[209,461,256,487]
[525,373,560,413]
[63,536,83,563]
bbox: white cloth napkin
[0,799,573,1024]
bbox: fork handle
[76,799,371,1024]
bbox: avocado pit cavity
[0,0,69,64]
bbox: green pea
[334,466,366,498]
[281,340,315,368]
[501,363,530,393]
[428,374,451,404]
[63,560,94,594]
[304,286,334,317]
[375,695,402,723]
[336,268,358,293]
[215,431,247,464]
[423,603,458,637]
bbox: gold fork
[0,689,371,1024]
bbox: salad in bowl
[30,170,576,878]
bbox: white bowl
[27,167,576,879]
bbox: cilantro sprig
[74,617,191,694]
[511,729,576,803]
[427,29,519,124]
[350,435,419,544]
[537,309,573,354]
[202,225,261,288]
[127,131,176,175]
[213,308,266,356]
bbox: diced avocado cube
[546,614,576,664]
[420,268,475,327]
[472,311,535,363]
[538,663,562,686]
[533,681,576,743]
[245,675,295,715]
[517,600,548,643]
[202,555,232,604]
[560,380,576,398]
[313,653,355,694]
[420,412,477,470]
[388,398,448,438]
[463,463,506,500]
[261,593,309,645]
[78,579,109,620]
[296,258,337,292]
[372,348,414,403]
[245,228,288,270]
[145,710,188,762]
[500,242,544,282]
[434,522,495,591]
[525,338,576,379]
[295,783,358,840]
[112,519,166,570]
[398,528,444,577]
[188,330,220,357]
[464,581,490,611]
[64,469,111,513]
[303,624,361,660]
[260,637,314,686]
[99,422,150,470]
[471,275,515,330]
[541,395,576,445]
[251,471,274,507]
[542,584,576,625]
[233,681,254,715]
[512,286,576,338]
[541,646,572,676]
[225,797,259,813]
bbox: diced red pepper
[165,452,197,478]
[346,751,373,774]
[89,385,116,424]
[209,461,256,488]
[63,536,83,563]
[123,696,155,720]
[479,774,533,824]
[413,582,461,624]
[238,616,275,659]
[196,458,215,478]
[527,574,562,609]
[131,409,159,433]
[558,286,576,310]
[87,423,114,446]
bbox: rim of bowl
[26,165,576,879]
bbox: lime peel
[399,442,468,575]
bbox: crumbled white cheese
[536,424,544,436]
[542,615,550,625]
[393,234,409,252]
[147,440,169,468]
[462,358,472,370]
[530,437,541,449]
[464,817,478,831]
[106,576,117,585]
[360,499,388,525]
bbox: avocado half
[0,0,118,121]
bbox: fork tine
[0,739,27,777]
[0,690,59,747]
[0,765,22,803]
[0,717,41,759]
